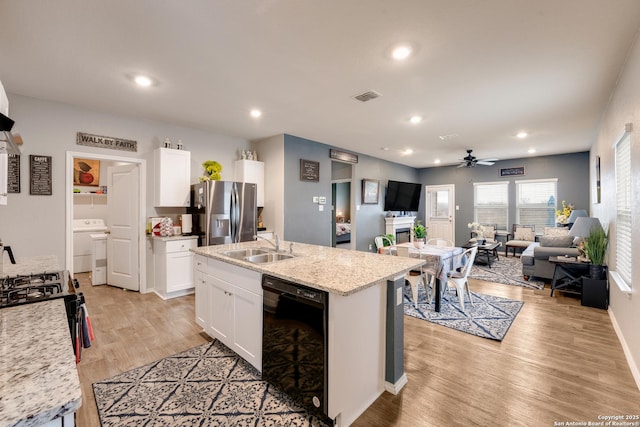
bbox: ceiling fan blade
[476,161,495,166]
[479,158,499,162]
[457,163,467,168]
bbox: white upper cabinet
[234,159,264,207]
[154,148,191,207]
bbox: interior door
[107,164,139,291]
[426,184,455,243]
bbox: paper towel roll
[181,214,192,234]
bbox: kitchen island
[193,240,423,427]
[0,256,82,427]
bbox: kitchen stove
[0,270,74,309]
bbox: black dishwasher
[262,275,330,423]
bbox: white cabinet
[193,256,262,371]
[154,238,197,299]
[154,148,191,207]
[234,159,264,207]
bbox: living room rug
[403,283,524,341]
[93,340,329,427]
[469,254,545,290]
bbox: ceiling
[1,1,640,168]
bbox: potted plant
[583,227,608,279]
[412,220,427,248]
[381,234,395,247]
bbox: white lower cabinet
[193,255,262,371]
[155,238,198,299]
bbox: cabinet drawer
[208,258,262,294]
[165,239,197,253]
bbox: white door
[425,184,455,243]
[107,164,140,291]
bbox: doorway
[65,151,146,292]
[425,184,455,244]
[331,161,353,249]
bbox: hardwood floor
[74,273,640,426]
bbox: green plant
[583,227,608,265]
[201,160,222,181]
[381,233,395,247]
[412,220,427,239]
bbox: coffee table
[462,241,501,268]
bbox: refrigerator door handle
[237,183,245,243]
[230,184,238,243]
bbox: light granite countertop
[149,235,199,242]
[192,240,424,296]
[0,299,82,427]
[2,255,60,277]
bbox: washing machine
[73,219,108,273]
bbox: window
[473,182,508,230]
[615,132,632,288]
[515,179,557,231]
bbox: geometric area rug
[403,283,524,341]
[93,340,330,427]
[469,255,545,290]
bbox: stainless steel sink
[245,252,295,264]
[222,248,271,259]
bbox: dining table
[384,242,464,312]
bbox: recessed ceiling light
[517,131,528,139]
[381,147,390,151]
[409,115,422,124]
[392,45,412,61]
[439,133,459,141]
[250,109,262,118]
[133,75,153,87]
[403,148,414,155]
[434,159,441,164]
[528,148,536,154]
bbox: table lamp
[566,209,588,226]
[569,217,603,245]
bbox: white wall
[252,135,284,238]
[1,94,250,264]
[591,32,640,388]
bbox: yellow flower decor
[555,200,574,224]
[200,160,223,181]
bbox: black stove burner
[0,271,71,309]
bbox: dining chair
[426,238,454,247]
[423,238,454,294]
[396,246,426,306]
[443,246,478,312]
[374,236,385,252]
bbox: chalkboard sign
[300,159,319,182]
[30,155,52,195]
[7,154,20,193]
[500,166,525,177]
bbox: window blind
[616,134,632,287]
[474,182,508,229]
[516,179,557,231]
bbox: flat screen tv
[384,180,422,212]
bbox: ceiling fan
[457,149,499,168]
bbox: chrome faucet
[255,233,280,252]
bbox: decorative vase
[414,238,425,249]
[590,264,605,280]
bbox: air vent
[352,90,382,102]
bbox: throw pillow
[544,227,569,237]
[482,226,496,241]
[514,227,535,241]
[539,235,574,247]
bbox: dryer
[73,219,108,273]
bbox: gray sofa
[521,236,580,281]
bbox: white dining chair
[443,246,478,312]
[423,238,454,292]
[426,238,454,247]
[396,246,426,306]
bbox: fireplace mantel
[385,216,416,242]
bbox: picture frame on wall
[73,158,100,186]
[300,159,319,182]
[595,155,601,204]
[362,179,379,204]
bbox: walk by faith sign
[76,132,137,152]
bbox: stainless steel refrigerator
[189,180,257,246]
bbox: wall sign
[300,159,320,182]
[500,166,525,177]
[76,132,137,152]
[30,155,52,195]
[7,154,20,193]
[330,149,358,163]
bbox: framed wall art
[73,158,100,186]
[300,159,319,182]
[362,179,379,204]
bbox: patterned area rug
[93,340,330,426]
[404,283,524,341]
[469,254,545,290]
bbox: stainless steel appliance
[262,275,331,424]
[189,180,257,246]
[0,271,88,360]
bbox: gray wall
[418,152,590,246]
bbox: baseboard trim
[608,308,640,391]
[384,373,408,395]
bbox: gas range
[0,270,75,309]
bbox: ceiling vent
[352,90,382,102]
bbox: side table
[549,256,590,297]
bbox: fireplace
[385,216,416,243]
